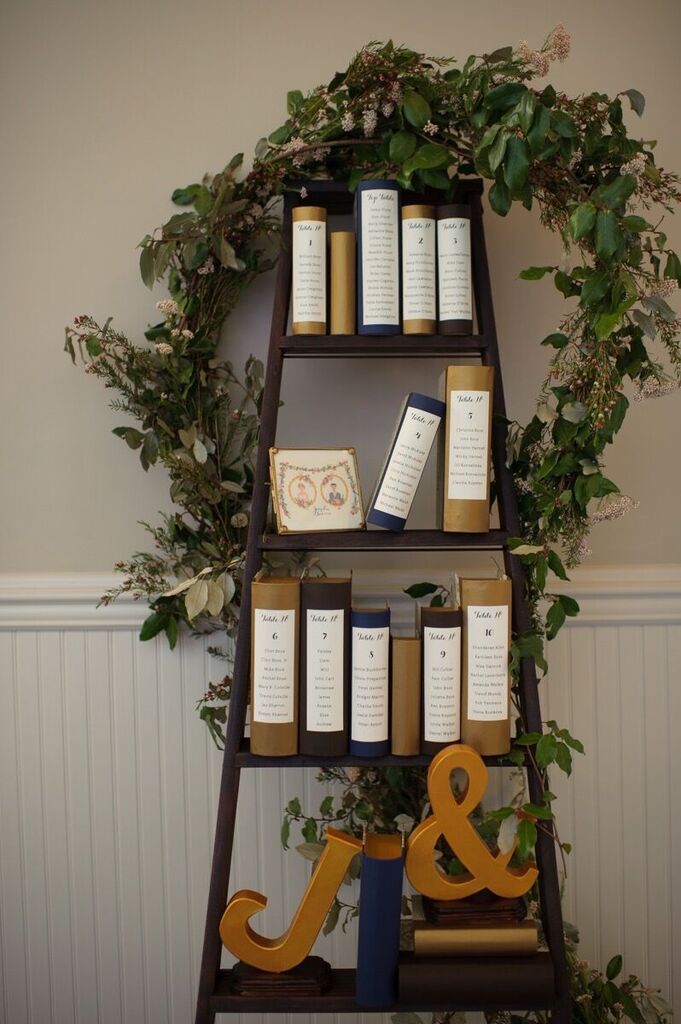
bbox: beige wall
[2,0,680,572]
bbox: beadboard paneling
[0,571,679,1023]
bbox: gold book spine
[391,637,421,755]
[441,364,494,533]
[292,206,327,335]
[250,576,301,756]
[330,231,356,334]
[413,920,538,957]
[402,204,436,335]
[461,577,512,756]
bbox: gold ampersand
[405,744,538,900]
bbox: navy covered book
[350,608,391,756]
[367,392,446,531]
[356,834,404,1007]
[355,179,401,335]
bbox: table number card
[420,606,462,754]
[291,206,327,335]
[367,392,446,531]
[299,577,351,756]
[437,204,473,335]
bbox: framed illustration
[269,447,365,533]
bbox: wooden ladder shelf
[194,178,571,1023]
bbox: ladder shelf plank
[260,528,508,552]
[279,333,488,357]
[235,739,523,769]
[211,953,556,1013]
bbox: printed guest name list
[253,608,296,723]
[374,407,441,521]
[306,609,344,732]
[351,626,389,742]
[448,389,490,500]
[467,605,509,721]
[361,189,399,325]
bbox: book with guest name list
[367,392,446,531]
[250,575,300,757]
[440,364,494,533]
[355,179,401,335]
[461,576,512,756]
[350,607,391,757]
[420,605,463,754]
[299,577,351,757]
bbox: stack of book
[290,180,473,337]
[250,571,512,759]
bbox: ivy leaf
[516,819,537,861]
[389,131,417,163]
[404,582,438,599]
[402,90,431,129]
[302,818,318,843]
[535,733,558,768]
[541,332,569,349]
[622,88,645,116]
[546,599,566,640]
[519,266,554,280]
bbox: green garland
[65,30,678,1021]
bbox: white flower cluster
[155,342,173,355]
[423,121,438,137]
[590,494,639,523]
[362,108,377,137]
[620,152,646,177]
[156,298,180,317]
[341,111,354,132]
[197,257,215,276]
[517,23,571,77]
[634,376,679,401]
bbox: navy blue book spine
[350,609,391,756]
[355,180,401,335]
[367,392,446,531]
[355,841,404,1007]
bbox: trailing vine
[65,29,677,1020]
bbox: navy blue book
[356,834,404,1008]
[367,392,446,531]
[355,179,401,335]
[350,608,391,756]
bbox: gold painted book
[461,576,512,756]
[250,575,300,756]
[440,365,494,533]
[391,636,421,756]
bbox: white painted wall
[0,570,679,1023]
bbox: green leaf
[302,817,318,843]
[520,266,554,280]
[286,797,301,816]
[664,251,681,283]
[139,246,155,289]
[488,130,509,174]
[185,579,208,621]
[141,431,158,470]
[580,271,610,306]
[286,89,304,115]
[404,143,450,172]
[546,599,566,640]
[622,215,649,233]
[547,549,569,581]
[595,311,623,340]
[322,899,341,937]
[489,178,512,216]
[559,594,580,617]
[599,174,637,209]
[404,582,438,599]
[622,88,645,116]
[503,136,530,194]
[555,742,573,775]
[514,732,542,746]
[555,270,578,298]
[320,795,334,817]
[484,82,527,111]
[516,818,537,861]
[595,209,620,259]
[171,184,201,206]
[568,203,597,241]
[541,332,569,349]
[527,103,550,154]
[268,124,291,146]
[402,90,431,129]
[517,91,536,133]
[165,616,178,650]
[139,612,168,642]
[550,110,577,138]
[280,815,291,850]
[535,733,558,768]
[389,131,417,163]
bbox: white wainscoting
[0,568,679,1024]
